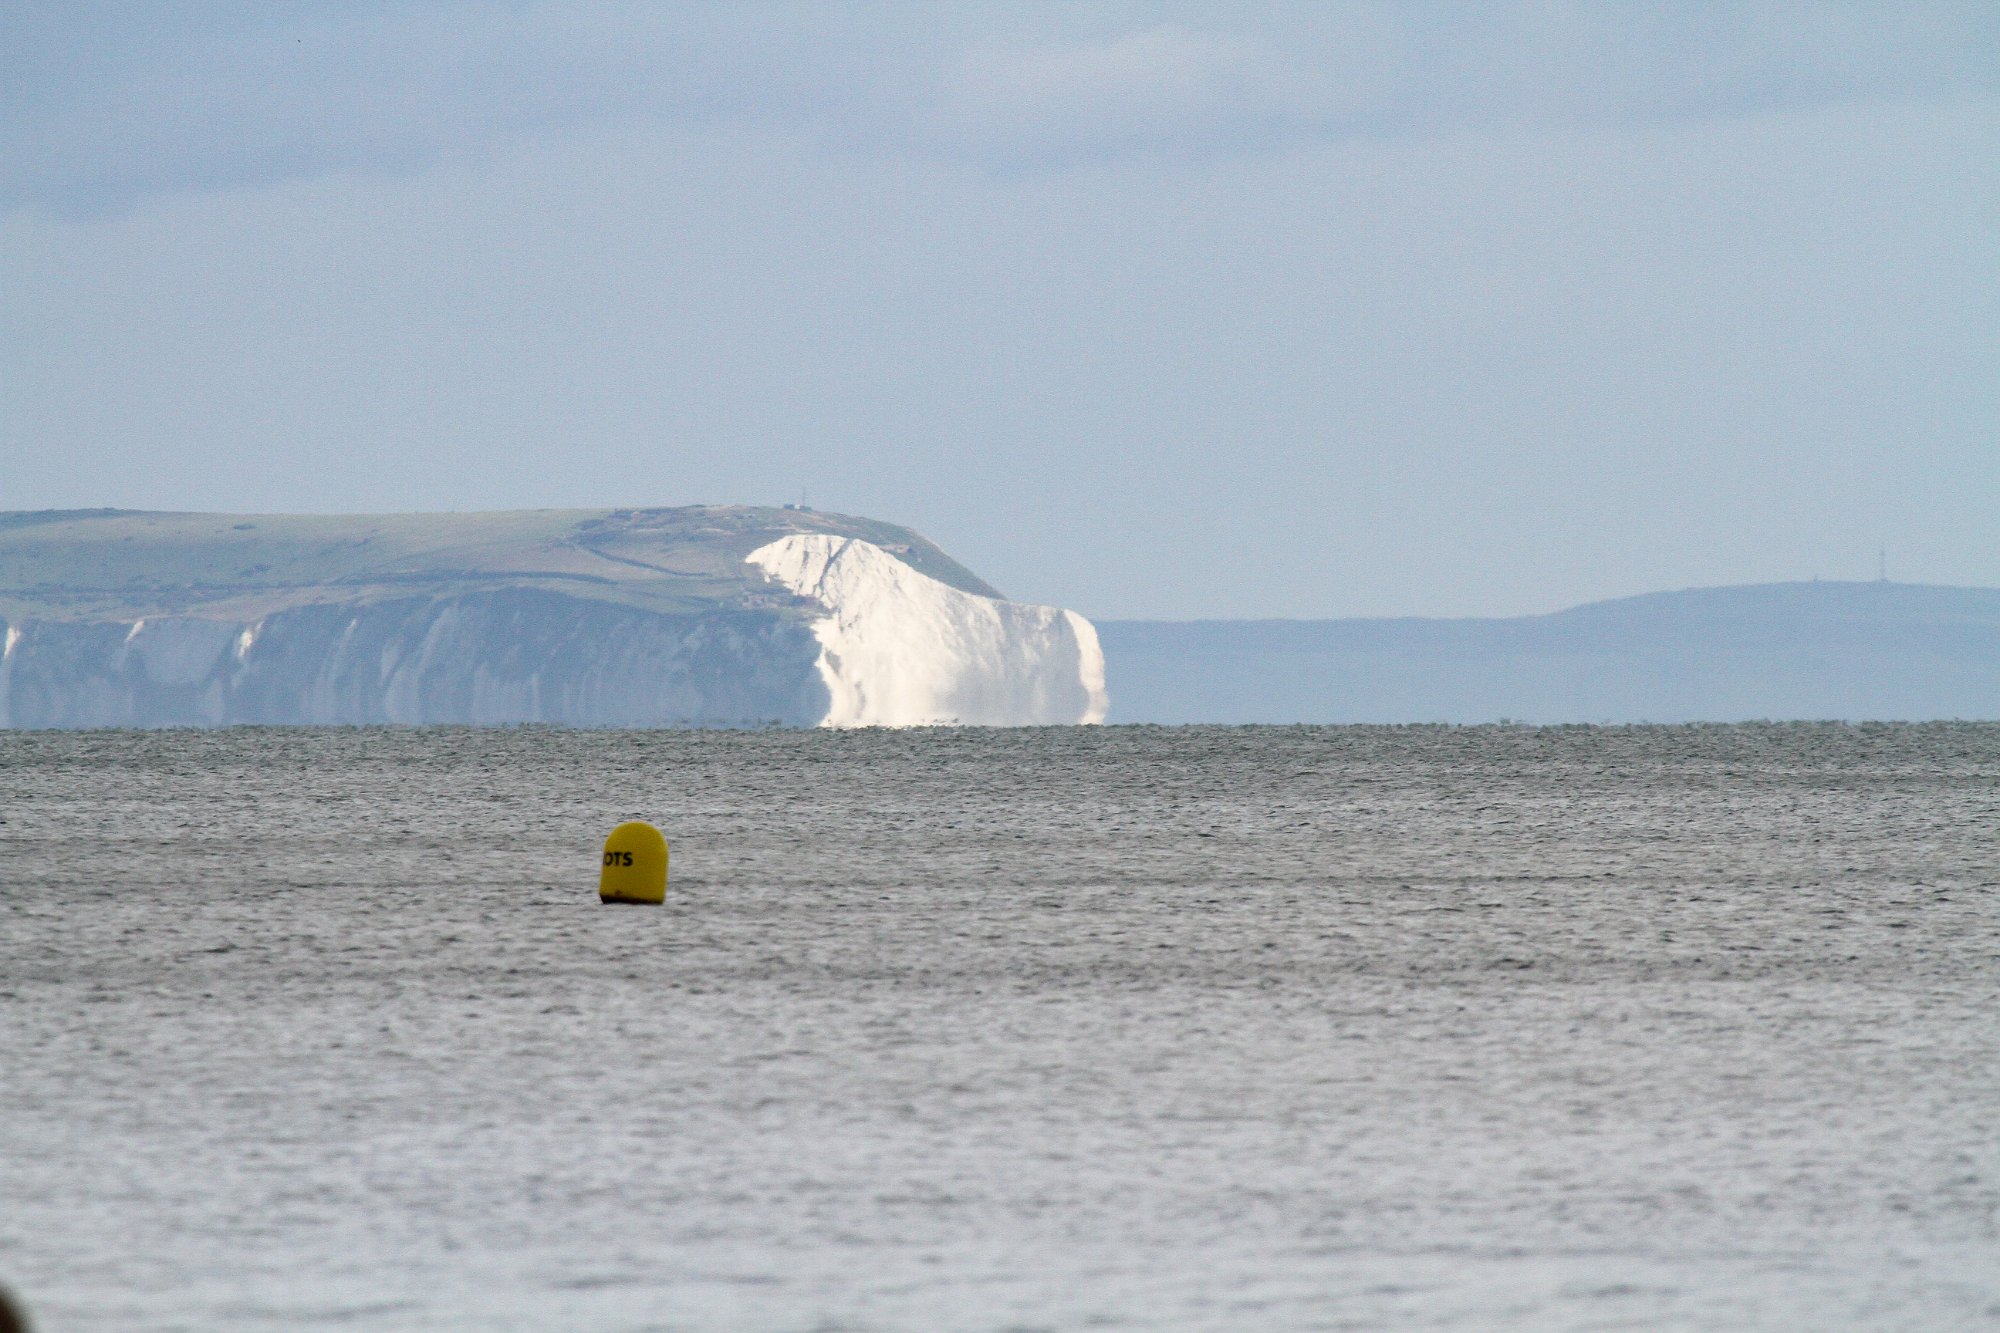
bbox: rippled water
[3,724,1998,1330]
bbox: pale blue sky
[4,2,1995,617]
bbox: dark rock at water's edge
[1100,582,2000,723]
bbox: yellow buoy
[599,820,668,904]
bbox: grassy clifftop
[0,506,1003,622]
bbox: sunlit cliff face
[746,534,1106,727]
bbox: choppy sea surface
[2,724,1997,1331]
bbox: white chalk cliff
[747,535,1107,727]
[0,506,1107,728]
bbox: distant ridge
[0,505,1002,623]
[1098,582,2000,723]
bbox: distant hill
[0,505,1000,623]
[1098,582,2000,723]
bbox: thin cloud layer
[932,27,1320,168]
[4,2,1995,213]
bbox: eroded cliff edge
[0,507,1105,728]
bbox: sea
[2,723,1997,1331]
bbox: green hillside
[0,506,1002,622]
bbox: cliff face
[749,535,1107,727]
[0,592,829,727]
[0,508,1105,729]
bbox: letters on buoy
[599,820,668,904]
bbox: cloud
[3,1,1994,214]
[0,4,685,214]
[932,28,1308,166]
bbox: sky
[3,2,1995,619]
